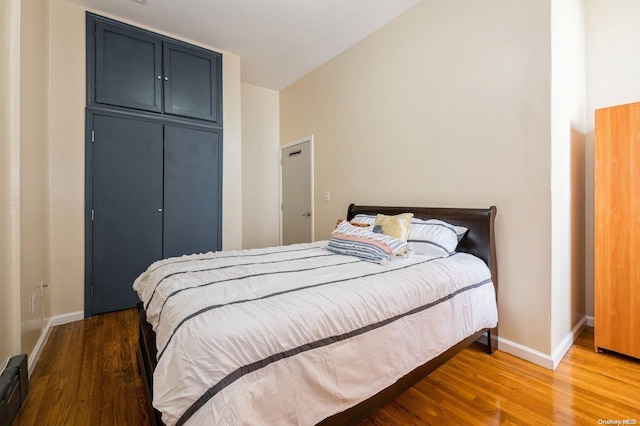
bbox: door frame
[279,135,314,245]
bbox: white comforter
[133,242,498,426]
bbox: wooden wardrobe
[594,101,640,359]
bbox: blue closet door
[163,42,222,123]
[94,21,163,113]
[91,114,163,315]
[163,125,222,258]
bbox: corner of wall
[2,0,23,362]
[241,83,281,249]
[27,310,83,377]
[222,52,243,251]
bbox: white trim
[497,315,588,371]
[550,316,587,370]
[497,336,555,370]
[279,135,314,245]
[586,315,594,327]
[49,311,84,328]
[28,311,84,377]
[8,0,23,368]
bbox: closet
[594,101,640,359]
[85,14,223,316]
[92,19,221,122]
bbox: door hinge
[91,131,95,143]
[91,209,95,221]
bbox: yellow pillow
[374,213,413,255]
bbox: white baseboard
[586,315,594,327]
[49,311,84,328]
[29,311,84,377]
[497,336,555,370]
[497,315,588,371]
[550,316,587,370]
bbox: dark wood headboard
[346,204,498,291]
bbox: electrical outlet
[31,294,37,314]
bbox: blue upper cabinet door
[95,21,162,113]
[163,42,222,123]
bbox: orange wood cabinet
[594,102,640,359]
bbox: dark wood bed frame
[137,204,498,425]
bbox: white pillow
[350,214,376,228]
[407,218,467,257]
[350,214,467,256]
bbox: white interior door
[280,137,313,245]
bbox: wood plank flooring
[15,309,640,425]
[15,309,152,426]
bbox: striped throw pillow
[327,220,408,263]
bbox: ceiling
[70,0,418,90]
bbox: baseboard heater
[0,354,28,426]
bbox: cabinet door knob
[164,76,169,81]
[158,208,162,212]
[157,75,162,79]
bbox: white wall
[0,0,20,366]
[281,0,554,356]
[584,0,640,319]
[0,0,53,365]
[221,55,244,252]
[20,0,51,356]
[241,83,281,249]
[48,0,85,317]
[550,0,586,359]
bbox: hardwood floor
[363,332,640,425]
[15,309,640,425]
[15,309,152,426]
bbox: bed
[135,204,498,425]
